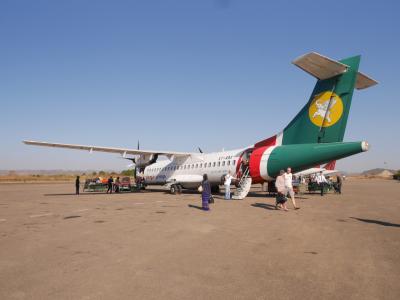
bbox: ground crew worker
[115,177,120,193]
[224,171,236,200]
[336,174,343,194]
[316,171,328,196]
[107,176,114,194]
[75,176,80,195]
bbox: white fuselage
[143,149,244,188]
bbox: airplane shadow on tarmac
[350,217,400,228]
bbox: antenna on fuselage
[198,147,203,153]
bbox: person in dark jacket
[201,174,211,211]
[115,177,120,193]
[336,174,343,194]
[75,176,80,195]
[107,176,114,194]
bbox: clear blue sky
[1,0,399,172]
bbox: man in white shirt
[224,171,236,200]
[315,171,328,196]
[283,167,299,209]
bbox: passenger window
[208,162,211,167]
[233,160,236,165]
[222,161,225,166]
[213,162,216,167]
[192,164,194,169]
[200,163,202,168]
[195,164,198,168]
[227,161,230,166]
[217,162,220,167]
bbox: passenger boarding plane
[24,52,377,199]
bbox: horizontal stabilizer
[356,71,378,90]
[292,52,348,80]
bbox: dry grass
[0,174,79,183]
[0,172,126,183]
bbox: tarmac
[0,179,399,300]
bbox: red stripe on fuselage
[246,135,278,183]
[249,146,269,183]
[254,135,277,148]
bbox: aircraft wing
[323,169,341,176]
[23,140,193,158]
[295,167,341,177]
[294,168,325,177]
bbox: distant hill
[361,168,396,178]
[362,168,396,175]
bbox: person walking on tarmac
[283,167,299,209]
[275,170,288,211]
[106,176,114,194]
[336,174,343,194]
[316,171,328,196]
[75,176,80,195]
[200,174,211,211]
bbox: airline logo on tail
[308,91,343,127]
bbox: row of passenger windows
[148,160,236,173]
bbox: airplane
[294,161,339,177]
[23,52,377,199]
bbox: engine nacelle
[135,154,158,168]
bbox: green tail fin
[282,55,361,145]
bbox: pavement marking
[156,201,165,203]
[75,209,90,212]
[0,219,6,222]
[30,213,53,218]
[134,203,145,205]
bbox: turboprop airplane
[24,52,377,199]
[294,161,339,177]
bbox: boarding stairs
[232,167,252,200]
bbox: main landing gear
[170,184,182,195]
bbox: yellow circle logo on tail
[308,91,344,127]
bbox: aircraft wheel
[170,184,177,195]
